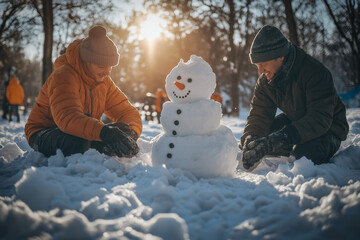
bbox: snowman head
[165,55,216,103]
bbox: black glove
[242,130,291,170]
[240,135,259,151]
[241,135,261,170]
[106,122,138,141]
[100,125,139,158]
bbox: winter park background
[1,0,360,239]
[1,107,360,240]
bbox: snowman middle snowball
[151,55,238,178]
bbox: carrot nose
[174,81,185,90]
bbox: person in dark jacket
[240,25,349,171]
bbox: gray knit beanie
[80,26,119,66]
[249,25,290,64]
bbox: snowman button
[172,130,177,135]
[169,143,174,148]
[167,153,172,158]
[177,109,182,114]
[174,120,179,125]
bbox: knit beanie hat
[249,25,290,64]
[80,26,119,66]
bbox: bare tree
[322,0,360,87]
[29,0,114,84]
[31,0,53,86]
[281,0,299,45]
[197,0,256,116]
[0,1,26,44]
[0,1,37,83]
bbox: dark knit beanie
[80,26,119,66]
[249,25,290,63]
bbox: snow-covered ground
[1,109,360,240]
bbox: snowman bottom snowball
[151,126,238,178]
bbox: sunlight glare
[140,14,165,42]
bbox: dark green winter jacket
[241,45,349,146]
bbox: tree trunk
[227,0,240,116]
[41,0,53,84]
[282,0,299,46]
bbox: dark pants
[156,111,161,124]
[8,104,20,122]
[270,113,341,164]
[2,98,8,119]
[28,127,111,157]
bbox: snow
[1,108,360,239]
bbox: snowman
[151,55,238,178]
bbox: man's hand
[107,122,138,141]
[100,125,139,158]
[241,130,291,170]
[241,135,264,170]
[240,135,259,151]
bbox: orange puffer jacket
[6,77,24,105]
[25,39,142,142]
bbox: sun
[139,14,165,42]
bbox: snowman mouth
[173,90,191,99]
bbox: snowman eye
[187,78,192,83]
[177,76,181,80]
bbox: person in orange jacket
[25,25,142,158]
[6,76,24,123]
[156,88,167,123]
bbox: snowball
[165,55,216,103]
[152,126,238,178]
[161,100,221,136]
